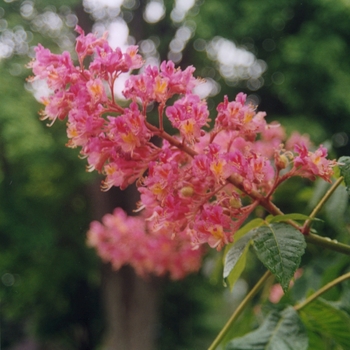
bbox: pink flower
[215,93,266,139]
[123,61,199,105]
[86,78,107,103]
[101,145,157,191]
[123,65,162,104]
[294,144,336,182]
[125,46,144,69]
[75,25,108,62]
[66,114,105,148]
[27,44,76,90]
[249,154,275,185]
[39,90,74,125]
[89,43,143,80]
[221,150,249,180]
[166,94,210,143]
[160,60,198,94]
[192,204,233,250]
[286,132,312,151]
[107,102,151,154]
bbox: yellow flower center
[209,225,224,239]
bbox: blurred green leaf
[226,307,308,350]
[325,184,348,233]
[338,156,350,193]
[299,298,350,349]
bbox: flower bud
[180,186,194,197]
[229,196,242,209]
[243,179,252,194]
[275,154,289,170]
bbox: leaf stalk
[303,176,344,234]
[208,270,271,350]
[294,271,350,311]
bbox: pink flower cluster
[28,26,337,261]
[87,208,204,279]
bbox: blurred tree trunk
[76,0,163,347]
[101,264,161,350]
[87,181,162,350]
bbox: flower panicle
[28,25,337,273]
[87,208,204,279]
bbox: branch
[303,176,344,234]
[145,123,350,256]
[305,233,350,255]
[294,271,350,311]
[145,121,285,212]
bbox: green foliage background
[0,1,103,348]
[1,0,350,349]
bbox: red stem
[158,103,165,132]
[144,121,287,219]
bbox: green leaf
[252,223,306,293]
[226,307,308,350]
[222,218,264,289]
[306,330,328,350]
[338,156,350,193]
[266,213,312,224]
[224,247,249,291]
[223,231,255,290]
[299,298,350,349]
[233,218,265,242]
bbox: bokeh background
[1,0,350,349]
